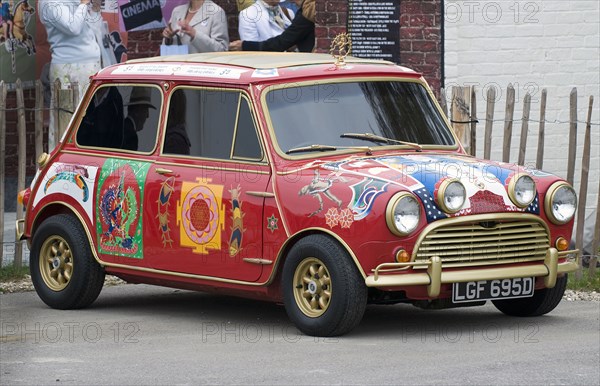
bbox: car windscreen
[266,81,456,154]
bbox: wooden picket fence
[0,79,79,268]
[442,85,598,279]
[0,79,598,280]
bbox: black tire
[30,214,105,309]
[282,234,367,336]
[492,275,567,317]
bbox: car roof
[95,52,421,84]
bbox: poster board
[348,0,400,63]
[0,0,187,88]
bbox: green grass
[0,265,30,282]
[567,267,600,292]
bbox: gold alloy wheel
[39,235,73,291]
[293,257,332,317]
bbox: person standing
[238,0,294,42]
[123,88,156,151]
[162,0,229,54]
[230,0,314,53]
[39,0,103,149]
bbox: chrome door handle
[155,168,174,175]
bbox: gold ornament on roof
[330,33,352,67]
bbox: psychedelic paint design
[157,177,175,248]
[312,154,543,225]
[299,170,346,217]
[177,179,225,254]
[228,185,245,257]
[299,165,388,228]
[96,159,150,258]
[34,163,98,223]
[348,178,389,220]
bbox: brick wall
[127,1,444,93]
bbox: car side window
[76,85,161,153]
[233,97,262,160]
[163,88,262,161]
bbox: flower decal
[325,208,340,228]
[338,208,354,229]
[267,214,279,233]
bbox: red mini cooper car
[17,52,578,336]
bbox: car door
[73,84,162,269]
[143,86,270,282]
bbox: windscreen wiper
[341,133,423,151]
[286,144,338,154]
[286,144,373,155]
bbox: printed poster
[0,0,186,88]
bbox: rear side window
[76,85,161,153]
[162,87,262,161]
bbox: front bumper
[365,248,578,297]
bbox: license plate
[452,277,535,303]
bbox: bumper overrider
[16,219,25,241]
[365,248,578,297]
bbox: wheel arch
[267,227,367,287]
[30,203,99,262]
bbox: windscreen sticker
[251,68,279,78]
[112,64,246,79]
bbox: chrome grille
[414,219,549,267]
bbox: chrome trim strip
[246,191,275,198]
[154,160,270,173]
[243,258,273,265]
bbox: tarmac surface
[1,285,599,385]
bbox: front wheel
[30,214,105,309]
[492,275,567,316]
[282,235,367,336]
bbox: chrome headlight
[545,182,577,224]
[436,179,466,213]
[386,192,421,236]
[508,173,536,208]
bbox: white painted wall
[444,0,600,229]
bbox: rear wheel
[282,234,367,336]
[492,275,567,316]
[30,214,105,309]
